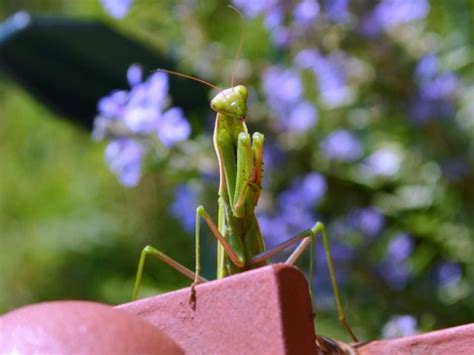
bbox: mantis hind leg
[131,245,207,301]
[250,222,358,342]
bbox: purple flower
[127,63,142,87]
[382,315,417,339]
[386,233,414,262]
[314,241,354,286]
[263,66,318,132]
[278,173,327,210]
[171,184,199,232]
[100,0,133,19]
[231,0,276,19]
[410,98,454,124]
[259,213,289,249]
[97,90,128,119]
[349,207,385,238]
[416,54,438,79]
[314,54,350,107]
[105,139,144,187]
[362,0,429,36]
[380,261,411,290]
[93,65,191,187]
[293,0,320,27]
[123,105,160,134]
[262,140,286,171]
[436,261,462,288]
[285,101,318,132]
[410,54,458,123]
[295,48,319,69]
[322,0,350,23]
[145,71,170,106]
[157,107,192,147]
[320,130,362,162]
[379,233,414,289]
[125,71,169,113]
[419,72,457,101]
[263,66,303,107]
[260,172,326,249]
[362,148,401,177]
[295,50,350,107]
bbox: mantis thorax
[210,85,248,118]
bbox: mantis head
[210,85,248,118]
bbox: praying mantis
[131,8,358,343]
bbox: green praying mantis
[131,9,358,343]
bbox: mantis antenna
[227,5,246,88]
[155,68,222,91]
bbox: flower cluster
[93,65,191,186]
[379,233,414,289]
[100,0,133,19]
[320,129,362,162]
[170,183,199,232]
[259,172,327,248]
[382,315,418,338]
[410,54,458,123]
[362,0,430,37]
[262,66,317,133]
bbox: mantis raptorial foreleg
[192,205,245,285]
[132,245,208,301]
[249,222,358,342]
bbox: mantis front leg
[250,222,359,342]
[132,245,208,301]
[131,204,247,302]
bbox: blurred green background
[0,0,473,342]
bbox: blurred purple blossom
[260,172,327,248]
[312,240,354,291]
[415,54,438,79]
[258,213,284,248]
[419,72,457,101]
[362,0,429,37]
[293,0,320,27]
[171,184,199,232]
[104,139,144,187]
[278,173,327,210]
[157,108,192,148]
[410,54,458,123]
[294,48,319,69]
[382,315,417,339]
[320,130,362,162]
[231,0,275,19]
[93,65,191,186]
[386,233,414,262]
[123,105,160,134]
[263,66,318,132]
[262,140,286,171]
[295,49,350,107]
[263,66,303,106]
[379,233,414,289]
[322,0,350,23]
[100,0,133,19]
[127,63,142,86]
[436,261,462,288]
[349,207,385,239]
[285,101,318,132]
[362,148,401,177]
[97,90,128,119]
